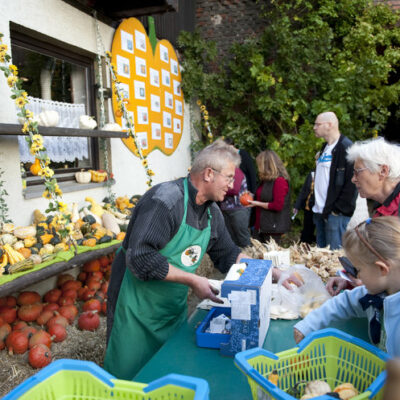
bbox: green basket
[234,328,390,400]
[4,359,209,400]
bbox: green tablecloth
[0,240,121,286]
[135,309,369,400]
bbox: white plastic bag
[270,265,331,319]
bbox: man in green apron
[104,140,289,380]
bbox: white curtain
[18,96,89,163]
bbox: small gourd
[13,225,37,239]
[0,234,17,246]
[71,203,80,223]
[75,170,91,184]
[102,212,121,235]
[38,110,59,127]
[30,159,41,176]
[101,122,122,131]
[79,115,97,130]
[85,197,105,217]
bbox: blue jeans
[313,213,350,250]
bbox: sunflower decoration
[0,32,76,250]
[104,50,155,188]
[196,100,213,143]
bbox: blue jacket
[294,285,400,357]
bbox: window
[11,28,99,186]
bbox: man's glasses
[211,168,235,184]
[353,167,369,177]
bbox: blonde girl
[294,216,400,356]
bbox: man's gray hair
[191,139,241,174]
[347,137,400,180]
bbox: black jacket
[318,134,357,217]
[239,149,257,194]
[295,171,315,211]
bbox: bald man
[311,112,357,249]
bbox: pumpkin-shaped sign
[111,18,184,157]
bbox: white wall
[0,0,192,225]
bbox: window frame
[10,28,100,186]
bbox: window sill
[24,179,114,199]
[0,123,128,138]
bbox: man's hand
[294,328,305,344]
[273,268,303,290]
[190,275,223,304]
[326,276,349,296]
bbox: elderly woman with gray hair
[327,137,400,295]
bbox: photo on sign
[117,55,130,78]
[164,92,173,109]
[121,30,133,54]
[163,111,172,128]
[134,80,146,100]
[117,83,130,101]
[165,133,173,149]
[135,30,146,52]
[149,68,160,87]
[135,56,147,77]
[173,80,181,96]
[175,100,183,116]
[122,111,134,130]
[171,59,178,76]
[173,118,181,134]
[137,106,149,124]
[151,94,161,112]
[160,44,169,63]
[162,69,170,87]
[137,131,148,150]
[151,122,162,140]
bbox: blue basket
[235,328,390,400]
[196,307,231,349]
[4,359,210,400]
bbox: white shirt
[312,139,338,214]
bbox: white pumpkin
[75,170,92,184]
[79,115,97,130]
[38,110,59,127]
[101,122,122,131]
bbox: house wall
[0,0,192,226]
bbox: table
[135,309,369,400]
[0,242,121,297]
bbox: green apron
[104,178,211,380]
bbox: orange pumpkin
[29,344,52,368]
[239,191,254,206]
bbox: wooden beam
[0,124,129,138]
[0,243,121,297]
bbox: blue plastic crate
[4,359,210,400]
[196,307,231,349]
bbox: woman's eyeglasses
[353,167,369,177]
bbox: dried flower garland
[0,33,75,244]
[105,51,155,188]
[196,100,213,143]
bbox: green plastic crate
[235,328,390,400]
[4,359,209,400]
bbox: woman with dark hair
[248,150,291,244]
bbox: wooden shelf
[0,242,120,297]
[0,123,129,138]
